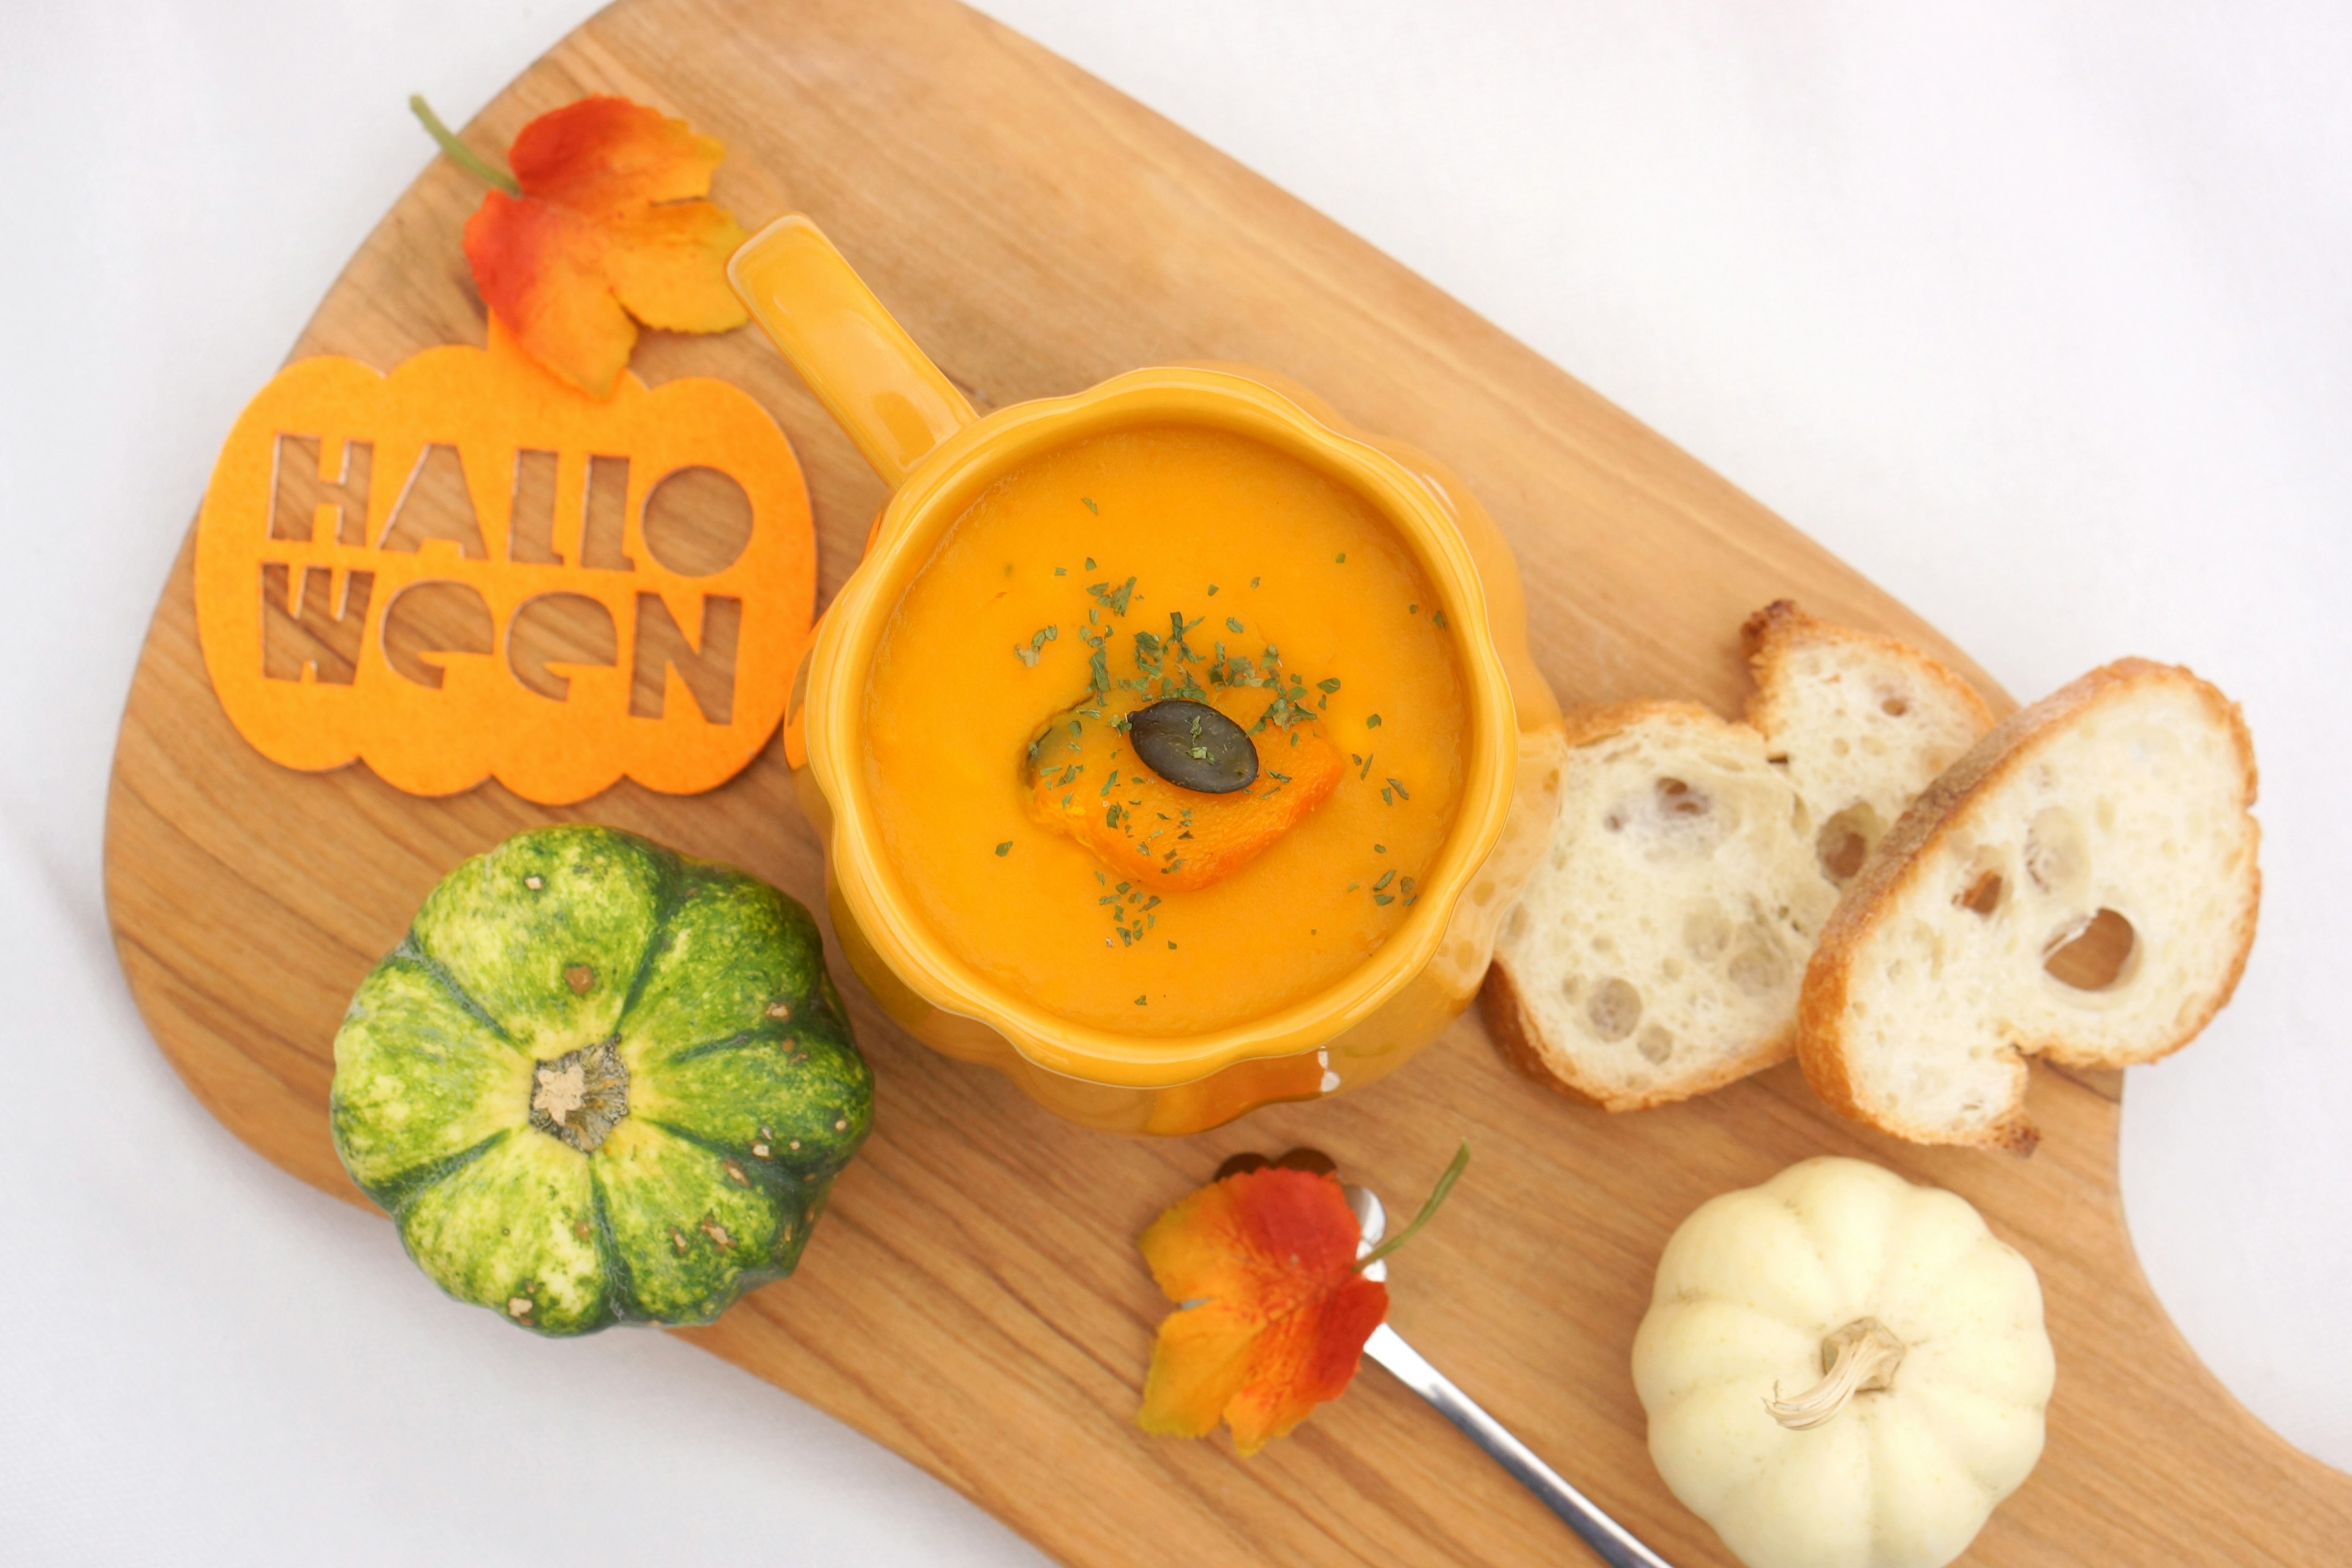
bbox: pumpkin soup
[861,424,1469,1036]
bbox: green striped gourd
[330,825,872,1335]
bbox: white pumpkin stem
[1766,1317,1906,1431]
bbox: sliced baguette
[1798,659,2260,1152]
[1483,703,1837,1110]
[1484,605,1992,1110]
[1743,598,1997,884]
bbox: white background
[2,1,2345,1561]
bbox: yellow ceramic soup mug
[729,216,1561,1134]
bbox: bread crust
[1796,658,2261,1151]
[1480,962,1609,1110]
[1555,697,1721,752]
[1739,598,1997,739]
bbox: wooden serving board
[104,1,2347,1562]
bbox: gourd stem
[1766,1317,1906,1431]
[409,94,522,197]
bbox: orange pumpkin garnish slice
[1029,690,1343,891]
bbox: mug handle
[727,214,977,488]
[729,216,979,769]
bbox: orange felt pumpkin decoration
[193,328,814,803]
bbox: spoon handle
[1363,1324,1676,1568]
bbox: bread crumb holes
[2045,908,2136,991]
[1585,977,1642,1041]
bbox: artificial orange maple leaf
[455,96,750,398]
[1136,1164,1389,1456]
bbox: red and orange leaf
[1137,1165,1387,1456]
[462,96,750,398]
[464,198,627,394]
[507,94,723,214]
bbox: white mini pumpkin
[1632,1157,2054,1568]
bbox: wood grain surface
[102,1,2348,1562]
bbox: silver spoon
[1346,1183,1676,1568]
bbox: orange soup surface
[861,424,1469,1035]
